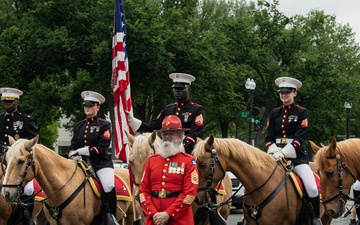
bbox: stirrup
[312,218,322,225]
[106,213,119,225]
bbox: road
[227,209,354,225]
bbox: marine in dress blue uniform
[128,73,205,154]
[68,91,118,224]
[265,77,322,225]
[0,87,39,225]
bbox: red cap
[157,115,190,132]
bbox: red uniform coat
[139,152,198,225]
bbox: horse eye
[17,159,25,165]
[199,162,207,167]
[325,171,334,177]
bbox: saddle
[278,158,322,199]
[78,160,133,202]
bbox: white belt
[275,138,293,144]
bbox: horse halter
[1,146,35,197]
[321,153,356,205]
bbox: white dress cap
[169,73,196,87]
[0,88,23,100]
[81,91,106,104]
[275,77,302,90]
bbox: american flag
[111,0,132,162]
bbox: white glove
[68,146,90,158]
[273,151,285,160]
[127,112,142,132]
[267,143,280,155]
[281,143,296,158]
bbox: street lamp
[344,102,352,139]
[245,78,256,146]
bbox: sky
[275,0,360,44]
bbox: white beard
[159,140,183,158]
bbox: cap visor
[278,87,294,93]
[172,82,188,88]
[83,100,98,106]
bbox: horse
[0,153,45,225]
[310,137,360,219]
[126,131,232,225]
[1,136,141,225]
[192,135,333,225]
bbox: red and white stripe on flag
[111,0,133,162]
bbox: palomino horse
[126,131,232,225]
[310,137,360,219]
[193,135,333,225]
[0,153,44,224]
[1,136,140,225]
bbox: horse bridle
[2,145,87,221]
[321,153,356,206]
[1,146,35,196]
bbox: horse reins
[2,145,88,221]
[321,152,356,210]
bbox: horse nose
[1,190,11,202]
[326,209,340,218]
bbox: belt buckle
[281,138,287,144]
[158,190,166,198]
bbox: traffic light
[253,107,260,131]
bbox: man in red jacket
[139,115,199,225]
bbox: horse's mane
[7,138,57,160]
[193,137,274,169]
[314,138,360,168]
[129,132,161,162]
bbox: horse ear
[125,130,134,145]
[149,131,157,145]
[8,136,16,145]
[328,136,337,155]
[309,140,321,152]
[25,135,39,150]
[205,135,215,150]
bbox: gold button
[172,214,175,216]
[6,126,8,129]
[4,134,7,137]
[162,182,165,185]
[6,119,9,122]
[4,142,7,145]
[177,108,181,110]
[161,188,164,191]
[84,140,87,143]
[165,164,168,166]
[176,112,179,115]
[166,158,170,161]
[163,169,166,172]
[176,209,179,212]
[84,135,87,138]
[162,175,166,179]
[85,130,88,133]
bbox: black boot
[309,196,322,225]
[354,190,360,222]
[20,194,36,225]
[103,188,119,225]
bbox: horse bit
[322,152,357,214]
